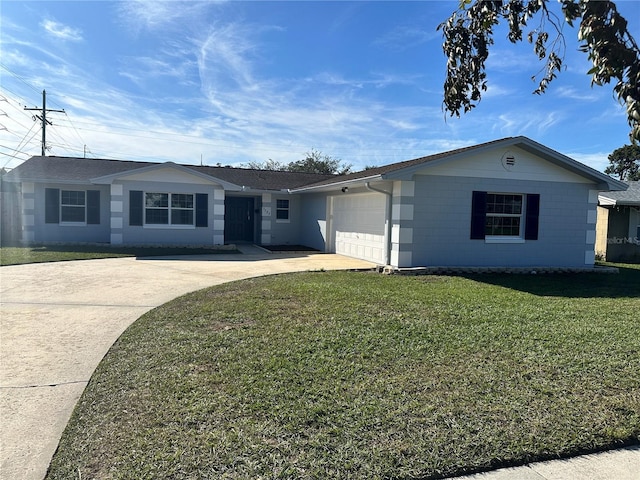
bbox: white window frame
[276,198,290,223]
[144,192,195,229]
[60,189,86,225]
[484,193,526,244]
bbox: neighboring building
[596,181,640,262]
[2,136,626,268]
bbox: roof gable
[91,162,241,190]
[293,137,626,192]
[409,145,594,184]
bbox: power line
[1,124,40,168]
[0,63,42,97]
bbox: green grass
[0,244,237,266]
[47,265,640,479]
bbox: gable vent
[501,151,516,171]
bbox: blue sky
[1,1,638,173]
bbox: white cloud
[374,26,438,52]
[495,110,562,136]
[41,20,83,42]
[568,151,610,173]
[486,48,541,71]
[554,86,598,102]
[117,0,219,33]
[197,23,260,98]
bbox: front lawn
[47,266,640,479]
[0,244,237,266]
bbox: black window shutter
[130,190,143,226]
[524,194,540,240]
[195,193,208,227]
[45,188,60,224]
[470,191,487,239]
[87,190,100,224]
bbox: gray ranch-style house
[3,136,626,269]
[596,181,640,262]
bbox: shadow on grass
[464,264,640,299]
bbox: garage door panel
[332,193,386,264]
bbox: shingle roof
[598,181,640,206]
[4,136,625,193]
[2,156,335,190]
[3,157,147,183]
[293,139,511,190]
[192,164,334,190]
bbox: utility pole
[24,90,65,156]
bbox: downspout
[365,182,392,266]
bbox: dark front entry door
[225,197,254,243]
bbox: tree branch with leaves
[605,144,640,181]
[244,149,351,175]
[438,0,640,142]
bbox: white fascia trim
[598,196,617,206]
[11,178,91,185]
[237,188,290,195]
[289,174,382,193]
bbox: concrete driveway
[0,250,375,480]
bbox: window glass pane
[486,194,521,215]
[145,193,168,208]
[61,190,85,206]
[61,206,85,222]
[485,217,521,236]
[276,199,289,220]
[146,209,168,224]
[171,209,194,225]
[171,194,193,209]
[505,195,522,214]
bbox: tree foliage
[245,149,351,175]
[605,144,640,181]
[287,149,352,175]
[439,0,640,142]
[243,158,289,171]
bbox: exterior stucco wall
[118,180,222,246]
[264,194,303,246]
[32,183,111,243]
[299,192,329,251]
[410,175,595,267]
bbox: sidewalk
[446,444,640,479]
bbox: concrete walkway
[1,250,638,479]
[445,445,640,479]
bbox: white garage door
[331,193,386,264]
